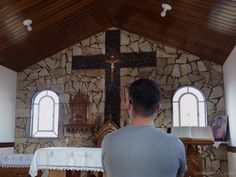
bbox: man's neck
[129,117,154,126]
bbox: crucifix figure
[72,30,156,127]
[105,55,119,83]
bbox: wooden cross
[72,30,156,127]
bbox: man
[102,78,187,177]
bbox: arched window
[172,86,207,127]
[31,90,59,137]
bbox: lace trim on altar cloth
[0,154,33,168]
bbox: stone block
[51,84,65,93]
[202,87,211,99]
[57,77,65,84]
[54,60,61,69]
[27,71,39,80]
[179,75,191,85]
[139,41,152,52]
[164,65,174,75]
[16,118,26,129]
[176,53,187,63]
[59,93,70,103]
[25,144,37,153]
[164,45,176,54]
[39,68,50,76]
[37,60,46,67]
[193,80,204,88]
[130,33,140,42]
[121,45,132,53]
[190,62,199,74]
[210,86,224,99]
[188,54,199,62]
[66,63,72,74]
[158,75,167,85]
[95,32,105,43]
[172,64,181,77]
[189,74,202,82]
[200,72,210,84]
[180,64,192,75]
[197,61,207,72]
[45,58,56,69]
[15,143,25,153]
[161,99,171,109]
[17,72,27,81]
[16,108,30,117]
[217,97,225,112]
[15,128,25,138]
[36,78,46,89]
[120,32,130,45]
[212,65,223,73]
[211,69,222,87]
[129,42,139,52]
[24,69,32,75]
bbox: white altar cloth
[0,154,33,168]
[29,147,103,177]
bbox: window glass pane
[199,102,207,127]
[54,103,59,135]
[180,94,198,126]
[173,87,188,102]
[32,105,39,135]
[38,97,54,131]
[189,87,205,101]
[31,90,59,138]
[173,102,179,126]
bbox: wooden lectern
[171,127,214,177]
[181,139,213,177]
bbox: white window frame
[172,86,207,127]
[30,90,59,138]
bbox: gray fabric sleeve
[177,139,187,174]
[101,133,111,172]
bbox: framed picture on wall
[211,115,228,141]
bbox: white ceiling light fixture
[23,19,32,31]
[161,3,172,17]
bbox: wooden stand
[181,139,214,177]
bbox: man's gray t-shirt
[102,125,187,177]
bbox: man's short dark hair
[128,78,161,117]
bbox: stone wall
[15,32,106,153]
[15,29,228,176]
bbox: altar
[29,147,103,177]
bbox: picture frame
[211,115,228,141]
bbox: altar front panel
[30,147,103,177]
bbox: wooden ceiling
[0,0,235,71]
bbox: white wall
[224,46,236,146]
[223,46,236,176]
[0,65,17,144]
[228,152,236,177]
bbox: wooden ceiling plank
[0,0,235,69]
[0,0,104,50]
[113,12,234,48]
[115,16,233,51]
[118,24,229,64]
[0,1,43,21]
